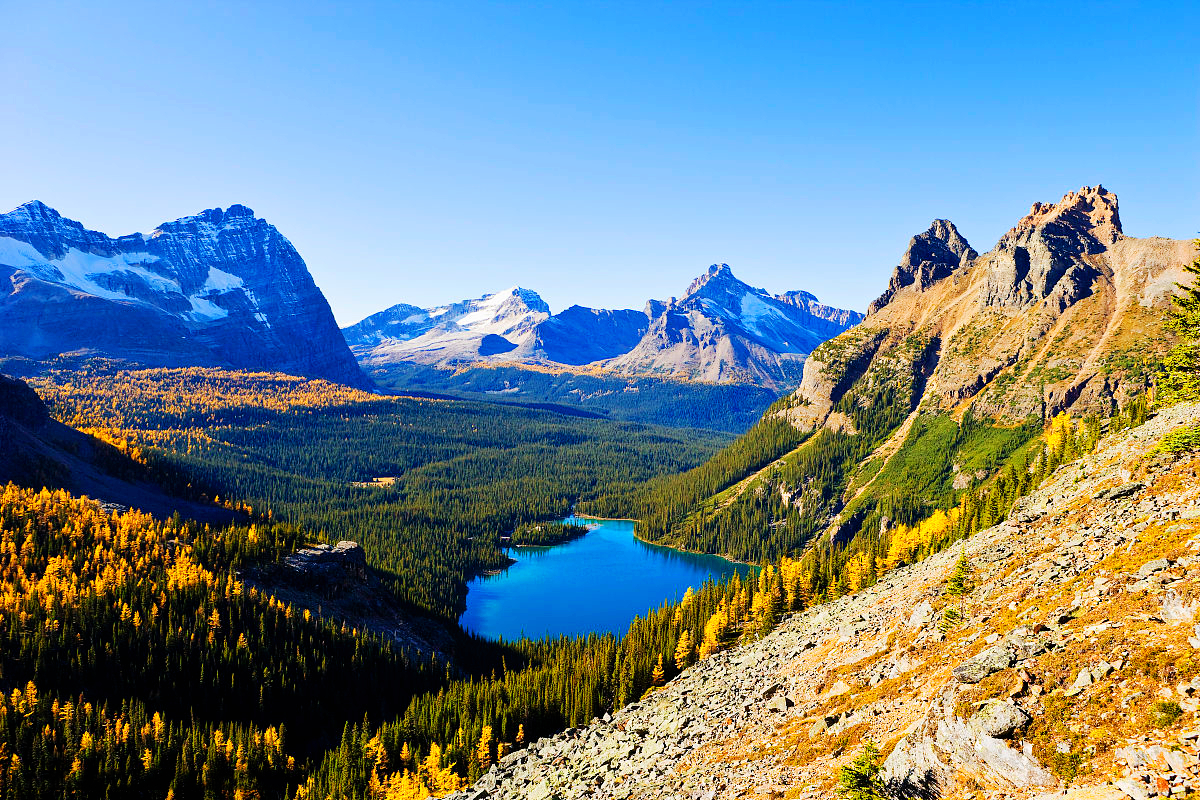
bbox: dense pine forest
[365,363,780,433]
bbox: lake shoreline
[570,513,759,568]
[461,517,754,641]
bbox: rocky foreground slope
[447,401,1200,800]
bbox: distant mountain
[0,201,367,386]
[513,305,653,365]
[606,264,865,388]
[346,267,862,390]
[344,286,550,366]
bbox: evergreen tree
[1162,242,1200,403]
[836,741,885,800]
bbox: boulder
[953,643,1017,684]
[971,700,1031,738]
[1097,482,1145,502]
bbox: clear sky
[4,1,1197,325]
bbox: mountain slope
[0,201,367,386]
[514,305,653,365]
[0,373,232,521]
[606,264,865,388]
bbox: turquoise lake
[459,516,755,641]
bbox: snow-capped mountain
[344,286,551,365]
[347,265,862,389]
[0,201,367,386]
[605,264,864,387]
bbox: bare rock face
[980,185,1121,312]
[0,201,368,387]
[869,219,977,314]
[283,541,369,597]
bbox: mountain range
[0,201,368,386]
[344,264,864,390]
[0,200,861,398]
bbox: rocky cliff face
[867,219,978,314]
[790,186,1192,428]
[0,201,367,387]
[605,264,864,389]
[443,401,1200,800]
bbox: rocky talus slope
[447,402,1200,800]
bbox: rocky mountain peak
[1006,184,1121,249]
[0,202,368,387]
[982,185,1122,312]
[685,263,739,298]
[868,219,977,314]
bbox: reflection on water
[460,515,755,641]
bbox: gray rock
[767,694,793,713]
[952,643,1017,684]
[1097,482,1145,501]
[1137,558,1171,578]
[1115,776,1150,800]
[970,700,1031,738]
[283,541,368,596]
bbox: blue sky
[4,1,1197,325]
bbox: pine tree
[475,726,493,772]
[651,654,665,687]
[1162,242,1200,403]
[837,741,885,800]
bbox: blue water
[460,516,755,641]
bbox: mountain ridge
[0,201,368,387]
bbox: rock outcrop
[0,201,367,387]
[980,185,1122,312]
[246,539,455,661]
[868,219,977,314]
[283,541,369,597]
